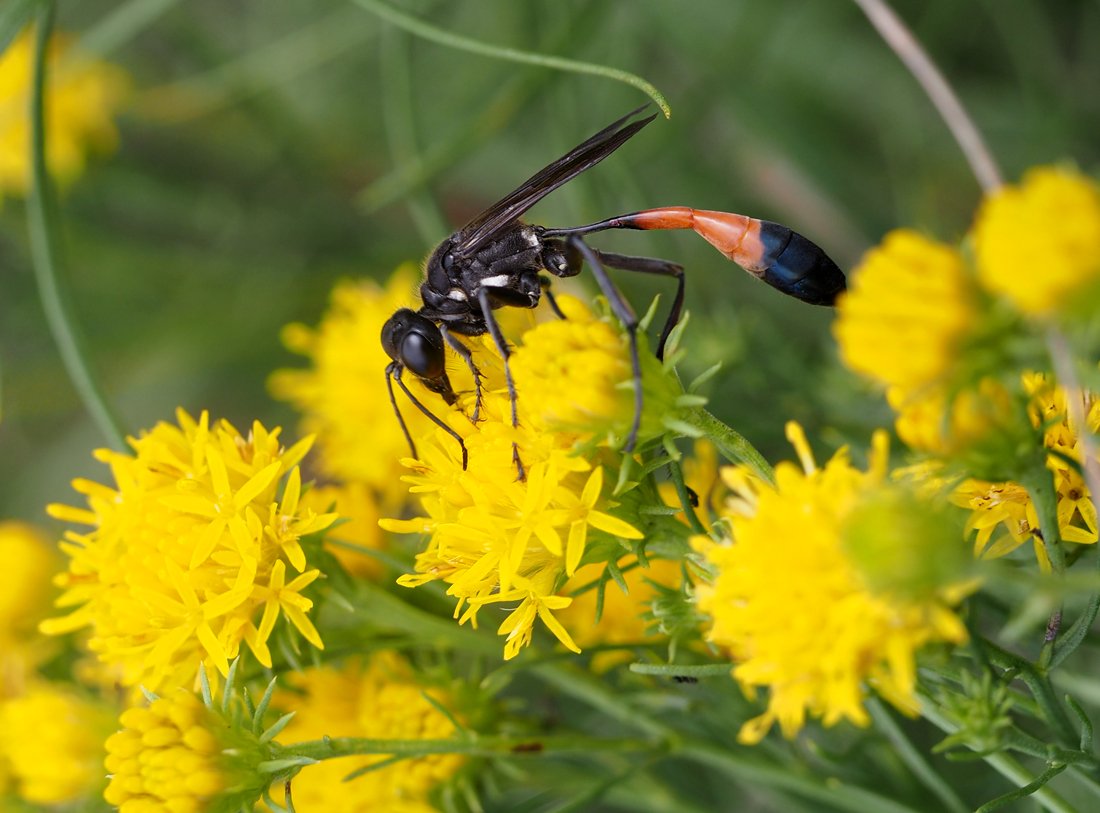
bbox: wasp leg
[438,325,484,424]
[475,288,526,481]
[387,361,468,470]
[538,275,568,320]
[566,236,643,454]
[592,251,684,361]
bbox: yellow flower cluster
[695,424,969,743]
[104,690,236,813]
[384,295,653,660]
[0,28,128,199]
[42,409,336,693]
[953,373,1099,571]
[975,166,1100,315]
[835,166,1100,454]
[266,654,465,811]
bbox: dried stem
[851,0,1003,193]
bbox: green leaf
[0,0,40,57]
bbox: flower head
[0,28,128,198]
[104,686,270,813]
[511,295,683,447]
[953,373,1100,571]
[974,166,1100,316]
[0,681,115,805]
[695,424,970,743]
[834,229,977,393]
[265,654,465,811]
[42,409,336,693]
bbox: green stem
[679,742,927,813]
[666,459,707,535]
[1023,468,1067,670]
[985,643,1078,750]
[920,702,1081,813]
[28,0,127,451]
[868,699,968,813]
[281,733,660,762]
[351,0,671,118]
[684,407,774,484]
[76,0,181,58]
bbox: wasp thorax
[381,308,447,379]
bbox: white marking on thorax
[447,288,468,301]
[479,274,511,288]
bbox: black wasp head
[381,308,447,380]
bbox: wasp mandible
[381,107,846,476]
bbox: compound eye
[401,330,445,379]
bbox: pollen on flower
[41,409,336,693]
[974,165,1100,315]
[0,28,128,199]
[834,229,977,393]
[265,654,466,811]
[694,423,970,743]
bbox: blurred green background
[2,0,1098,522]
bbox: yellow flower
[104,688,269,813]
[511,295,682,447]
[952,373,1100,571]
[265,654,465,812]
[0,681,115,805]
[974,166,1100,315]
[834,229,977,392]
[301,481,387,579]
[0,29,128,198]
[888,377,1015,458]
[41,409,336,693]
[558,557,681,672]
[270,267,460,503]
[695,424,970,744]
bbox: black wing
[453,105,658,257]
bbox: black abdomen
[758,221,846,306]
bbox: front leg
[475,287,526,481]
[439,324,484,423]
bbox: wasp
[381,107,846,476]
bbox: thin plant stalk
[851,0,1002,193]
[28,0,127,451]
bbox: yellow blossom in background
[558,558,681,672]
[0,521,59,694]
[104,688,269,813]
[41,409,336,693]
[271,267,451,503]
[265,654,465,812]
[0,681,115,805]
[974,166,1100,315]
[953,373,1099,571]
[301,481,385,579]
[834,229,977,393]
[0,29,128,199]
[695,424,970,744]
[383,297,652,659]
[888,377,1015,457]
